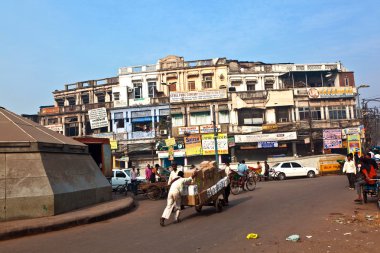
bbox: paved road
[0,176,378,253]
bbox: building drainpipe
[212,105,219,167]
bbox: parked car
[270,162,319,180]
[122,169,146,183]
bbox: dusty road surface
[0,175,379,253]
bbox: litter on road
[286,234,300,242]
[246,233,259,239]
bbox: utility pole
[212,105,219,167]
[307,98,314,155]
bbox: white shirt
[169,177,193,194]
[167,170,179,185]
[343,160,356,174]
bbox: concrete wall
[0,152,111,221]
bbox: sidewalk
[0,195,135,241]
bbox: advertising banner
[179,126,199,135]
[258,141,278,148]
[110,140,118,150]
[202,133,228,155]
[170,90,227,103]
[44,124,63,132]
[200,125,221,134]
[322,129,342,140]
[323,139,342,149]
[235,132,297,143]
[88,107,108,129]
[307,87,354,99]
[165,138,176,147]
[347,134,361,156]
[184,135,202,156]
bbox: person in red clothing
[354,157,377,202]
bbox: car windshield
[272,163,280,168]
[123,169,131,177]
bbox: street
[1,175,379,253]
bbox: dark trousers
[346,173,355,188]
[131,179,138,195]
[224,183,231,203]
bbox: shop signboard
[165,138,176,147]
[202,133,228,155]
[307,87,354,99]
[170,90,227,103]
[258,141,278,148]
[234,132,297,143]
[262,124,278,131]
[44,124,63,132]
[88,107,108,129]
[184,135,202,156]
[322,129,342,140]
[323,139,342,149]
[347,134,361,156]
[200,125,221,133]
[228,136,235,147]
[179,126,199,135]
[110,140,118,150]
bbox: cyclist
[237,160,248,177]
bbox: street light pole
[212,105,219,167]
[356,84,370,115]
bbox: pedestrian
[167,162,179,185]
[130,166,138,195]
[223,162,232,205]
[145,164,152,182]
[264,161,270,181]
[342,153,356,189]
[237,160,248,176]
[256,161,262,174]
[160,170,197,226]
[354,152,360,167]
[150,164,157,183]
[354,157,377,203]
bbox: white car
[270,162,319,180]
[110,169,145,189]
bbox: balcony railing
[118,64,158,75]
[236,91,268,99]
[160,59,215,70]
[40,102,113,115]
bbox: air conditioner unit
[160,129,168,135]
[127,88,133,93]
[228,87,236,92]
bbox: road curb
[0,197,135,241]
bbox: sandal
[354,199,363,202]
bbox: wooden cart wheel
[195,205,202,213]
[146,185,162,200]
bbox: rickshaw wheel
[147,185,162,200]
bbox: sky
[1,0,380,114]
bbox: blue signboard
[258,141,278,148]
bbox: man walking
[160,171,197,226]
[342,153,356,189]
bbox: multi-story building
[39,77,118,137]
[110,63,169,168]
[38,56,360,168]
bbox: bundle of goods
[182,161,227,206]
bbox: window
[148,82,156,98]
[344,78,349,86]
[231,81,242,87]
[265,82,273,90]
[133,83,142,99]
[276,107,289,123]
[246,81,256,91]
[56,99,64,107]
[169,82,177,92]
[299,107,322,120]
[47,118,58,125]
[238,109,263,125]
[291,162,302,168]
[329,106,347,120]
[115,171,126,178]
[188,81,195,91]
[281,163,291,168]
[202,75,213,89]
[172,114,184,127]
[114,112,124,129]
[97,94,105,103]
[218,111,230,124]
[67,97,76,106]
[81,94,89,104]
[190,112,211,125]
[113,92,120,101]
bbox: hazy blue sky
[1,0,379,114]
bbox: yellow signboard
[165,138,176,147]
[110,140,118,150]
[184,135,202,156]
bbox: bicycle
[114,182,128,195]
[230,171,256,195]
